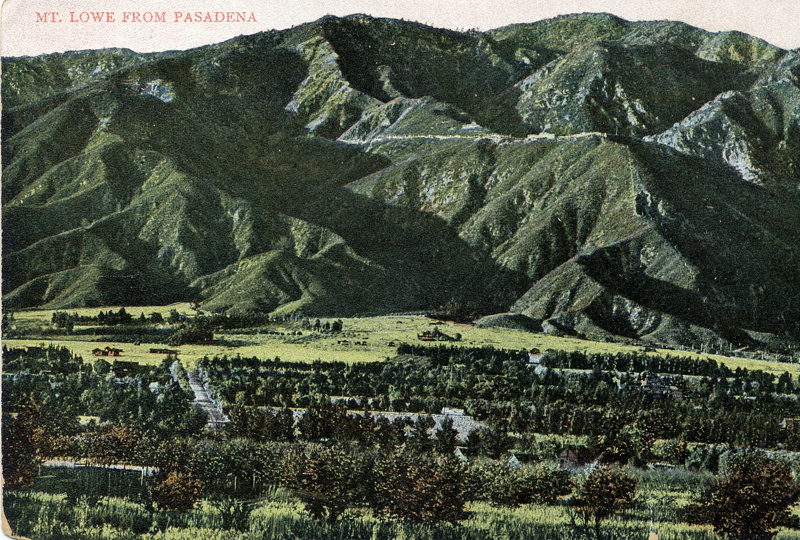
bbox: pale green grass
[464,500,715,540]
[4,307,799,378]
[344,316,800,377]
[7,487,800,540]
[2,339,198,370]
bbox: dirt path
[186,369,230,428]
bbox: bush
[652,439,690,465]
[469,463,573,506]
[93,357,112,376]
[149,471,202,512]
[685,443,728,473]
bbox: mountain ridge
[3,13,799,350]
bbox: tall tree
[685,451,800,540]
[1,401,47,489]
[434,416,459,455]
[571,466,638,540]
[282,445,363,523]
[371,451,469,524]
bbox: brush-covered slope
[3,13,800,348]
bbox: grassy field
[0,471,720,540]
[4,304,799,377]
[9,470,800,540]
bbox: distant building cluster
[622,373,681,399]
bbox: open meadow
[4,304,799,377]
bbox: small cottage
[92,346,123,357]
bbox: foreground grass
[0,490,712,540]
[8,489,800,540]
[5,305,799,377]
[8,464,800,540]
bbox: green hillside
[3,13,800,350]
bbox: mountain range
[3,13,800,349]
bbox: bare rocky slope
[3,13,800,350]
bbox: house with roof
[417,328,457,342]
[92,346,123,357]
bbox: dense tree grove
[2,344,88,374]
[198,345,800,452]
[1,345,574,522]
[5,343,800,533]
[2,349,207,475]
[467,462,573,506]
[168,322,215,345]
[539,348,759,379]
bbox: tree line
[49,308,344,331]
